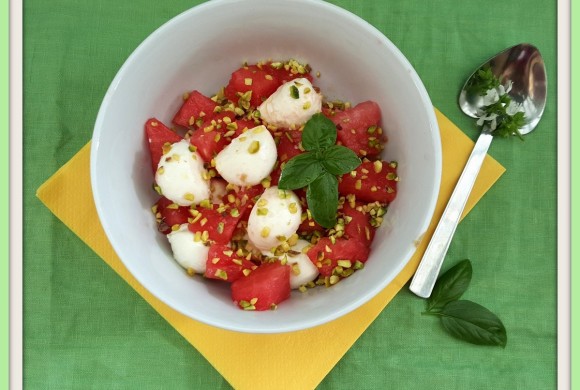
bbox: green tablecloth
[24,0,557,388]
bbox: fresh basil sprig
[468,66,526,139]
[466,67,500,96]
[278,113,361,228]
[422,259,507,347]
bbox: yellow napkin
[37,109,504,390]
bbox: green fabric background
[24,0,558,389]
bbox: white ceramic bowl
[91,0,441,333]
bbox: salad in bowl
[91,0,441,333]
[147,59,400,311]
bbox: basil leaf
[439,300,507,347]
[278,153,324,190]
[320,145,361,176]
[306,173,338,228]
[426,259,472,312]
[301,113,337,151]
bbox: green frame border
[3,0,573,388]
[2,0,9,387]
[571,0,577,386]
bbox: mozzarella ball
[155,139,210,206]
[247,186,302,251]
[214,125,277,186]
[258,78,322,128]
[167,224,209,273]
[265,239,319,289]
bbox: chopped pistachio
[215,269,228,280]
[247,140,261,154]
[260,226,271,238]
[337,260,352,268]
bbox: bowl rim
[90,0,442,333]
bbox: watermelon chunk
[187,204,245,245]
[231,261,291,310]
[268,65,314,84]
[189,126,231,163]
[145,118,183,173]
[224,65,282,108]
[189,113,258,162]
[327,101,385,158]
[222,184,265,218]
[204,244,257,282]
[153,196,191,234]
[297,212,325,235]
[340,201,376,245]
[172,90,218,128]
[338,160,398,204]
[307,237,370,277]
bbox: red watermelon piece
[205,244,257,282]
[231,261,291,310]
[145,118,183,173]
[224,65,282,108]
[327,101,385,158]
[172,90,219,128]
[338,160,398,204]
[340,201,376,245]
[307,237,370,277]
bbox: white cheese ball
[247,186,302,251]
[155,139,210,207]
[167,224,208,273]
[214,125,277,186]
[258,77,322,128]
[264,239,319,289]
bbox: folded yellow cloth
[37,109,504,390]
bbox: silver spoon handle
[409,131,494,298]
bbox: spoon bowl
[410,43,547,298]
[459,43,547,134]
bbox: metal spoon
[409,43,547,298]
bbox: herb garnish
[422,259,507,347]
[278,113,361,228]
[468,66,526,139]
